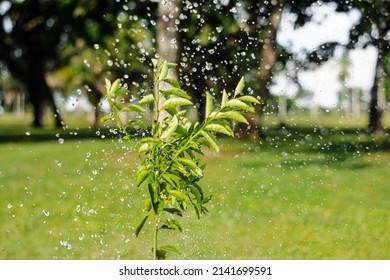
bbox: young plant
[102,59,259,260]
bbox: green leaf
[164,78,180,88]
[161,115,178,139]
[110,79,120,94]
[214,111,248,124]
[159,245,181,255]
[104,78,111,92]
[161,97,193,111]
[121,104,146,113]
[139,94,155,104]
[156,249,167,260]
[221,89,228,108]
[156,200,165,215]
[203,195,212,204]
[159,63,168,81]
[162,173,181,188]
[148,182,158,204]
[205,123,234,136]
[167,189,187,201]
[177,158,203,177]
[177,157,198,169]
[135,215,149,237]
[138,143,153,154]
[187,183,203,204]
[144,198,152,212]
[166,62,177,69]
[234,76,245,97]
[238,95,260,105]
[151,58,158,68]
[136,166,149,187]
[114,88,130,97]
[163,208,183,217]
[139,137,160,144]
[160,220,183,232]
[100,115,114,123]
[161,88,190,99]
[127,120,148,130]
[205,91,213,118]
[199,130,220,152]
[224,99,255,113]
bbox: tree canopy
[0,0,388,134]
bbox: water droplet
[60,240,72,250]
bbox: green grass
[0,113,390,259]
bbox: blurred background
[0,0,389,134]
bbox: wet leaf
[100,115,114,123]
[151,58,158,68]
[221,89,228,108]
[104,78,111,91]
[110,79,120,94]
[161,115,178,139]
[138,143,152,154]
[156,200,165,215]
[214,111,248,124]
[135,215,149,237]
[199,130,220,152]
[159,63,168,81]
[163,208,183,217]
[162,173,181,188]
[167,189,187,201]
[121,104,146,113]
[205,123,233,136]
[205,91,213,118]
[161,97,193,111]
[234,76,245,97]
[160,219,183,232]
[161,88,190,99]
[224,99,255,113]
[160,245,181,255]
[238,95,260,105]
[136,166,149,187]
[139,94,155,104]
[164,78,180,88]
[144,198,152,212]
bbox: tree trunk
[157,0,181,121]
[26,68,63,128]
[238,0,285,139]
[368,53,385,134]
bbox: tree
[0,0,124,127]
[177,0,286,139]
[285,0,390,134]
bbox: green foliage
[102,59,258,259]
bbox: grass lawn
[0,113,390,259]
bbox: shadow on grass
[238,126,390,170]
[0,126,115,143]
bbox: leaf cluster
[102,59,258,259]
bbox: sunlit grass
[1,118,389,259]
